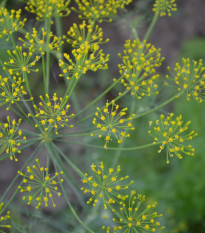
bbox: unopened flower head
[81,161,134,209]
[0,116,26,161]
[19,27,64,55]
[65,21,109,49]
[24,0,71,20]
[91,101,135,149]
[30,93,75,134]
[165,58,205,103]
[0,203,11,232]
[18,159,64,209]
[0,76,31,110]
[59,46,109,80]
[0,7,26,41]
[118,39,164,99]
[148,113,198,164]
[3,46,40,76]
[103,191,164,232]
[153,0,177,17]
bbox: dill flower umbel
[0,7,26,41]
[29,93,75,134]
[0,203,11,232]
[19,27,64,55]
[118,39,164,99]
[81,162,134,209]
[103,190,164,232]
[91,101,135,149]
[3,46,40,76]
[18,159,64,209]
[0,116,26,161]
[24,0,71,20]
[165,58,205,103]
[153,0,177,17]
[148,113,198,164]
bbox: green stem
[45,17,51,94]
[144,13,159,41]
[15,102,35,127]
[42,55,47,94]
[23,72,33,100]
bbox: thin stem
[45,17,51,94]
[15,102,35,127]
[23,72,33,100]
[144,13,159,41]
[42,55,47,94]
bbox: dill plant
[0,0,203,232]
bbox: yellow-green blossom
[81,161,134,209]
[103,191,164,232]
[148,113,197,164]
[29,93,75,134]
[153,0,177,17]
[165,58,205,103]
[19,27,64,55]
[0,116,26,161]
[24,0,71,20]
[3,46,40,76]
[117,39,164,99]
[0,76,31,110]
[91,101,135,149]
[0,203,11,232]
[72,0,133,23]
[18,159,64,209]
[0,7,26,41]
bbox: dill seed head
[153,0,177,17]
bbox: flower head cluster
[18,159,64,209]
[153,0,177,17]
[118,39,164,99]
[91,101,135,149]
[148,113,197,164]
[165,58,205,103]
[72,0,133,23]
[0,203,11,232]
[103,191,164,232]
[0,117,26,161]
[0,7,26,41]
[3,46,40,76]
[19,27,64,55]
[29,93,75,134]
[81,162,134,209]
[0,76,31,110]
[24,0,71,20]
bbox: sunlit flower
[91,101,135,149]
[19,27,64,55]
[117,39,164,99]
[0,203,11,232]
[29,93,75,134]
[81,161,134,209]
[18,159,64,209]
[103,190,164,232]
[165,58,205,103]
[24,0,71,20]
[3,46,40,76]
[148,113,197,164]
[0,7,26,41]
[0,116,26,162]
[153,0,177,17]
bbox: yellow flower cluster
[0,7,26,41]
[81,162,134,209]
[166,58,205,103]
[18,159,64,209]
[148,113,197,164]
[153,0,177,17]
[118,39,164,99]
[103,191,164,232]
[29,93,74,134]
[0,116,26,162]
[3,46,40,76]
[0,76,30,110]
[19,27,64,55]
[91,101,135,149]
[72,0,133,23]
[24,0,71,20]
[0,203,11,232]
